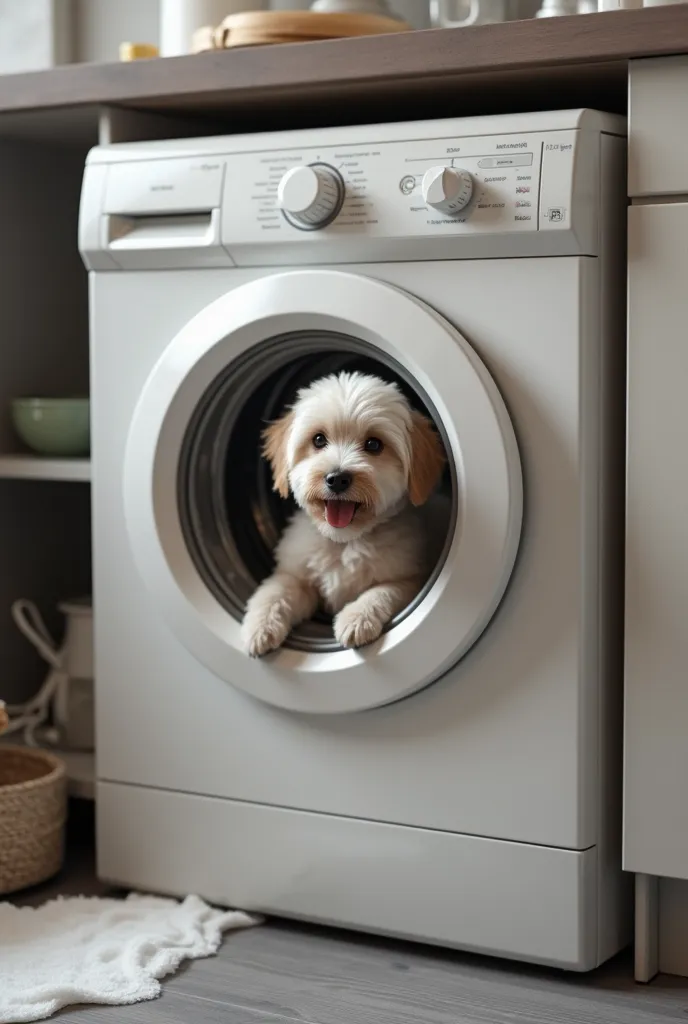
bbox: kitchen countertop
[1,6,688,142]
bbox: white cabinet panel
[625,202,688,880]
[629,57,688,198]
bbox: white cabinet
[626,56,688,980]
[629,56,688,198]
[625,201,688,882]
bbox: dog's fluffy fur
[242,371,446,657]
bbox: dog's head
[262,371,445,542]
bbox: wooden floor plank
[168,921,688,1024]
[53,989,292,1024]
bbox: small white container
[159,0,268,56]
[430,0,508,25]
[53,599,94,752]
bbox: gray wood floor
[11,803,688,1024]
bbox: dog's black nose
[325,471,352,495]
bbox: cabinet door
[630,56,688,197]
[625,202,688,879]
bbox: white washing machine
[80,109,629,970]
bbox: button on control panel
[421,166,474,215]
[277,163,344,229]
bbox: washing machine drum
[124,270,522,713]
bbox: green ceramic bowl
[11,398,90,457]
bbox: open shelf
[58,746,95,800]
[0,455,90,482]
[1,736,95,800]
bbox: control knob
[277,163,344,229]
[421,166,474,216]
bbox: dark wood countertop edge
[0,7,687,117]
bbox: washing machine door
[124,270,522,713]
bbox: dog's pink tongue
[326,500,356,528]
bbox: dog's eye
[364,437,384,454]
[312,433,328,449]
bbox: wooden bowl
[194,10,410,51]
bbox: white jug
[9,597,94,751]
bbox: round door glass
[178,330,457,653]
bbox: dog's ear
[408,412,445,507]
[262,412,293,499]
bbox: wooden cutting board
[193,10,410,51]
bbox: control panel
[81,112,620,269]
[226,129,581,243]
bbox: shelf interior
[0,455,90,481]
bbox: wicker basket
[0,746,67,895]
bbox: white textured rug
[0,893,259,1023]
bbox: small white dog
[242,371,446,657]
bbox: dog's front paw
[241,611,290,658]
[334,603,385,649]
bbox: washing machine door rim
[123,269,522,714]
